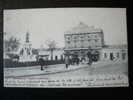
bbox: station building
[64,22,104,61]
[101,45,128,62]
[64,22,128,62]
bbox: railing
[4,59,65,68]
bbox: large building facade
[64,22,104,49]
[64,22,128,62]
[64,22,104,61]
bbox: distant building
[38,48,64,61]
[101,45,128,61]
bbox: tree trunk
[51,50,53,61]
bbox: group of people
[64,54,93,69]
[64,55,79,69]
[38,51,94,71]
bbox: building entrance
[110,53,114,61]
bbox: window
[95,39,98,42]
[67,37,71,40]
[81,40,84,42]
[61,55,63,60]
[80,36,84,39]
[67,41,70,44]
[74,37,77,40]
[74,40,77,43]
[104,53,107,58]
[81,45,83,48]
[110,53,114,60]
[117,52,119,58]
[88,39,91,42]
[122,53,126,60]
[55,56,58,60]
[95,35,97,38]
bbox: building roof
[64,47,102,51]
[103,44,128,49]
[65,22,102,34]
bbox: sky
[4,8,127,49]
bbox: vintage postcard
[4,8,128,87]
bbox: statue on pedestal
[19,32,35,62]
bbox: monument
[19,32,36,62]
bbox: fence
[4,59,65,68]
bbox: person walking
[69,56,72,65]
[65,56,69,69]
[76,56,80,65]
[87,51,92,66]
[39,57,45,71]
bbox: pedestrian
[39,57,45,71]
[76,57,80,65]
[71,56,74,65]
[87,51,93,66]
[88,57,92,65]
[81,57,85,64]
[45,57,48,68]
[65,56,69,69]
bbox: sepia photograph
[4,8,128,87]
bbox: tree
[45,40,57,60]
[32,48,39,55]
[4,35,20,52]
